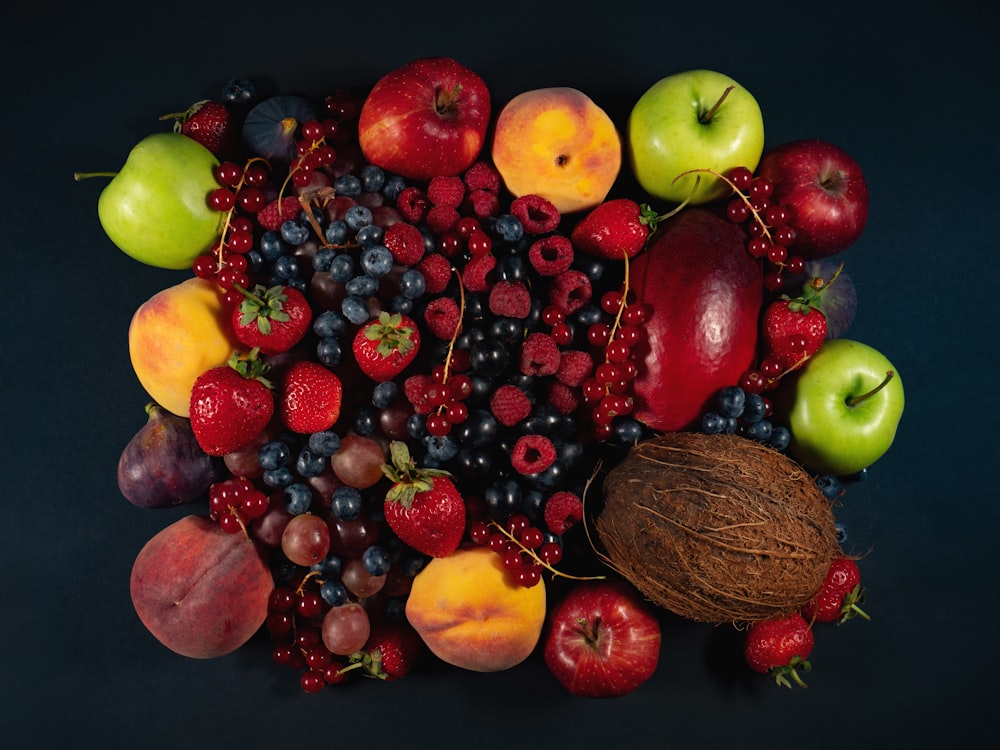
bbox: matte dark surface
[4,2,995,747]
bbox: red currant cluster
[208,475,270,533]
[469,514,564,588]
[722,166,806,291]
[422,349,475,437]
[284,118,340,190]
[266,584,350,693]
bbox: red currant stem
[295,569,323,596]
[73,171,118,181]
[675,166,774,243]
[845,371,895,407]
[600,250,633,396]
[278,137,327,203]
[699,85,735,124]
[764,352,812,389]
[438,268,466,390]
[488,521,605,582]
[213,156,267,272]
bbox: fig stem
[846,370,895,407]
[699,85,735,124]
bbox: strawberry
[570,198,663,260]
[277,360,343,434]
[232,284,313,355]
[189,350,274,456]
[353,621,423,681]
[802,558,870,624]
[352,311,421,382]
[761,263,844,373]
[744,612,814,689]
[162,100,236,159]
[380,441,465,558]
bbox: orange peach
[405,544,546,672]
[128,276,245,417]
[490,87,622,214]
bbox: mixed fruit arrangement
[80,57,903,696]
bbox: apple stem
[846,370,895,407]
[699,85,735,124]
[73,171,118,181]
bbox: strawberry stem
[846,371,895,407]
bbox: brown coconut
[596,432,839,624]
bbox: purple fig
[118,403,224,509]
[241,94,317,163]
[781,259,857,339]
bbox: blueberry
[574,303,603,327]
[372,381,399,409]
[316,337,342,367]
[359,164,386,193]
[742,392,767,424]
[325,219,350,246]
[816,475,841,499]
[382,174,406,201]
[345,274,378,298]
[333,174,362,197]
[612,418,645,446]
[701,411,728,434]
[356,224,384,248]
[313,247,336,272]
[390,295,414,314]
[258,440,290,470]
[362,545,391,576]
[295,447,327,478]
[313,310,348,339]
[344,204,373,230]
[573,256,608,284]
[360,245,393,277]
[341,295,371,325]
[259,230,285,261]
[398,268,426,299]
[280,218,310,245]
[320,581,349,607]
[284,482,313,515]
[494,214,523,242]
[741,419,773,442]
[354,407,377,436]
[311,552,342,579]
[407,413,428,440]
[424,434,459,462]
[331,486,362,520]
[308,430,341,457]
[834,522,848,545]
[221,78,256,106]
[717,386,746,419]
[273,254,300,280]
[769,425,791,451]
[329,254,355,283]
[262,467,295,488]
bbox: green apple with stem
[76,132,223,270]
[627,69,764,204]
[777,338,905,476]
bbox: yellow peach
[491,87,622,214]
[128,276,245,417]
[405,544,546,672]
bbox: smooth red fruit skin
[630,209,762,431]
[543,580,661,698]
[129,515,273,659]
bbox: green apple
[777,338,905,476]
[627,69,764,204]
[92,132,223,270]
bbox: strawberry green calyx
[236,284,291,336]
[365,311,417,358]
[381,440,453,508]
[839,584,871,623]
[772,655,811,689]
[228,347,272,389]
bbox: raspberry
[528,235,574,276]
[520,332,561,376]
[489,384,532,427]
[547,382,581,415]
[417,253,453,294]
[426,205,461,235]
[543,491,583,535]
[463,188,500,219]
[382,222,426,266]
[510,434,557,475]
[463,160,502,193]
[511,194,561,235]
[556,349,593,387]
[396,186,429,223]
[549,269,593,313]
[257,197,302,231]
[426,175,466,207]
[424,297,461,340]
[488,280,532,319]
[404,374,436,414]
[462,253,495,293]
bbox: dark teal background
[3,1,995,747]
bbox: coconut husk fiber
[596,432,839,624]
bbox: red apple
[357,57,491,181]
[543,580,661,698]
[756,139,868,259]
